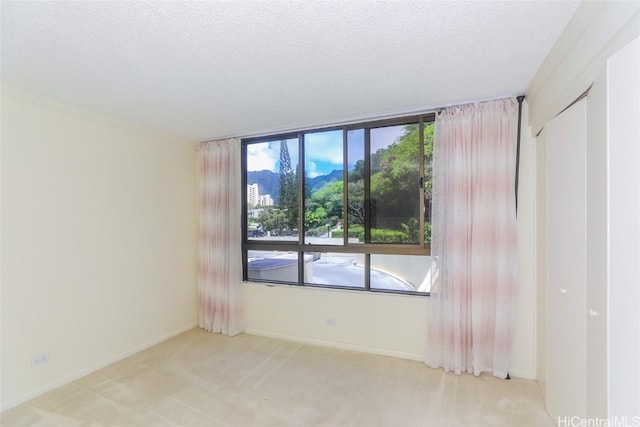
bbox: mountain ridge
[247,169,343,205]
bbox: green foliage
[302,121,435,242]
[423,122,434,201]
[333,226,422,243]
[278,140,298,230]
[369,124,421,230]
[424,221,432,244]
[349,159,365,183]
[304,207,327,230]
[368,229,410,243]
[258,208,287,236]
[331,225,363,239]
[307,180,343,228]
[306,225,330,237]
[347,180,364,226]
[400,217,420,243]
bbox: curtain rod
[201,94,521,143]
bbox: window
[242,115,435,294]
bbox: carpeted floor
[2,328,554,426]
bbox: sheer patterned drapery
[425,99,518,378]
[199,138,244,336]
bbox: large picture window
[242,115,434,294]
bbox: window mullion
[342,128,348,247]
[241,140,248,281]
[298,132,305,247]
[298,251,305,285]
[364,253,371,290]
[298,132,305,285]
[419,118,425,248]
[364,128,371,244]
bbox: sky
[246,126,407,177]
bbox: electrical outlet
[31,352,50,366]
[326,318,336,326]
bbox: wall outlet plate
[31,352,50,366]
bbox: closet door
[585,67,608,419]
[546,98,587,420]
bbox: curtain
[199,138,245,336]
[425,98,518,378]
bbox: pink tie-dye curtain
[199,138,245,336]
[425,99,518,378]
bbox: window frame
[241,113,435,295]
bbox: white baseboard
[508,368,536,380]
[246,328,536,380]
[1,322,197,413]
[245,328,424,362]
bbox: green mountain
[247,169,343,205]
[308,169,343,191]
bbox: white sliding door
[585,67,608,419]
[545,98,587,421]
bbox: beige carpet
[2,328,553,426]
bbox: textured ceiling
[1,1,579,141]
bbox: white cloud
[306,161,320,178]
[247,142,278,172]
[247,138,299,172]
[304,130,343,165]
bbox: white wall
[245,102,538,380]
[535,126,548,403]
[245,284,429,360]
[513,100,538,380]
[0,89,199,410]
[527,1,639,134]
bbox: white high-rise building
[247,183,259,206]
[248,183,274,207]
[258,194,273,206]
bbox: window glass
[242,115,433,295]
[347,129,365,244]
[423,121,435,244]
[246,138,299,241]
[303,252,364,288]
[304,130,343,245]
[370,254,432,292]
[370,124,420,244]
[247,250,299,283]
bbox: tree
[304,207,327,231]
[282,122,434,241]
[369,125,420,232]
[347,179,365,226]
[278,140,298,230]
[349,159,365,183]
[258,208,287,236]
[400,217,420,243]
[423,122,435,238]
